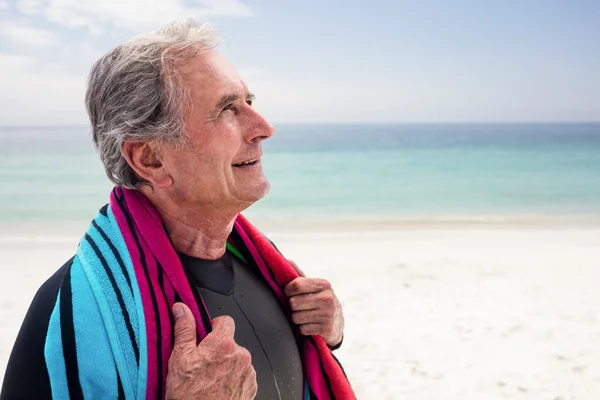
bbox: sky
[0,0,599,125]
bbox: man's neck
[142,189,239,260]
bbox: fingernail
[173,304,185,318]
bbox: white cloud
[39,0,253,35]
[0,53,88,125]
[43,4,103,36]
[194,0,253,18]
[17,0,44,15]
[0,19,60,46]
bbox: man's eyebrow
[210,92,256,118]
[214,93,240,111]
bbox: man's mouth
[232,158,260,167]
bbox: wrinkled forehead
[180,49,246,102]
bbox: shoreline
[2,213,600,240]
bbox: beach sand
[2,225,600,399]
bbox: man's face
[159,50,274,212]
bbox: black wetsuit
[1,252,304,400]
[182,252,304,399]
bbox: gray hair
[85,18,220,188]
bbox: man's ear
[122,141,173,188]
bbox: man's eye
[223,104,237,113]
[246,99,253,106]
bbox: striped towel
[44,187,355,399]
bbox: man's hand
[165,303,257,400]
[283,260,344,347]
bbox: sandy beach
[2,224,600,399]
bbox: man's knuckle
[300,325,315,335]
[325,300,335,317]
[217,337,236,353]
[325,322,334,333]
[320,279,332,289]
[291,312,300,323]
[290,280,301,292]
[323,294,335,306]
[238,347,252,367]
[289,296,301,309]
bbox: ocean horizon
[2,123,600,229]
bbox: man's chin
[241,180,270,205]
[251,180,270,202]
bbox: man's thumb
[172,303,197,349]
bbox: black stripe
[99,204,108,217]
[308,337,335,399]
[174,292,182,303]
[59,265,84,400]
[91,219,134,296]
[157,266,175,349]
[309,388,318,400]
[117,365,125,400]
[115,192,163,400]
[114,187,123,201]
[84,234,140,363]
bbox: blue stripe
[44,293,70,399]
[71,257,120,399]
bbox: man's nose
[245,108,275,144]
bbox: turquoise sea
[1,124,600,226]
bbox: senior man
[1,19,353,400]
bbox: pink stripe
[304,340,332,400]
